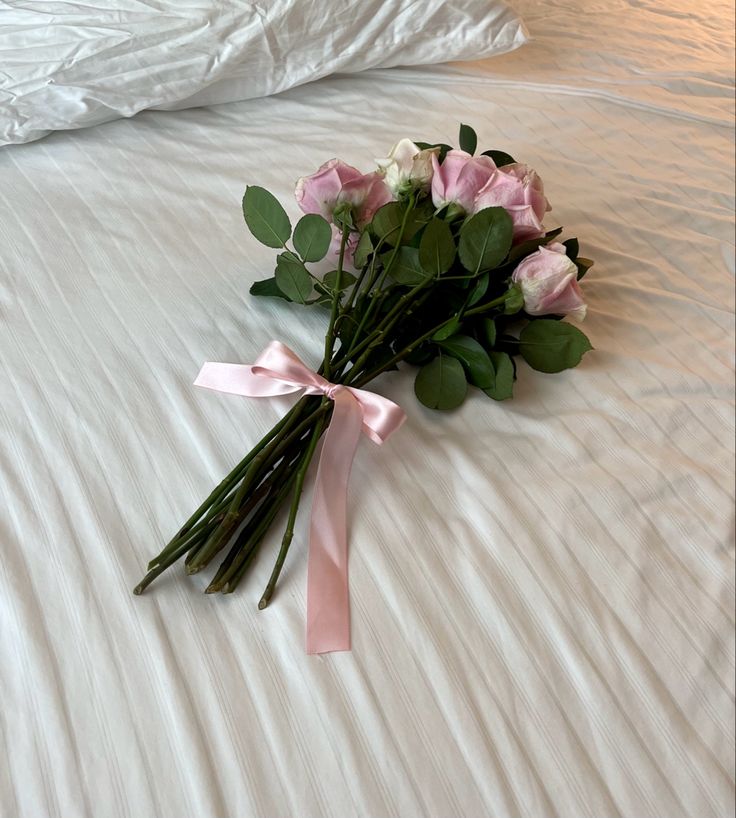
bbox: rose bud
[511,242,587,321]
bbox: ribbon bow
[194,341,406,654]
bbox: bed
[1,1,734,816]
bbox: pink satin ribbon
[194,341,406,654]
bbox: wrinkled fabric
[0,0,527,146]
[0,0,733,816]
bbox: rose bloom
[376,138,437,195]
[295,159,392,228]
[511,242,587,321]
[430,149,497,212]
[429,148,550,242]
[473,162,550,243]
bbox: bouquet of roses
[134,124,593,653]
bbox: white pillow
[0,1,527,146]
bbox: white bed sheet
[1,1,734,817]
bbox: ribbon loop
[194,341,406,654]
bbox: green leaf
[371,202,404,242]
[310,289,333,308]
[458,207,513,273]
[437,334,494,389]
[468,273,489,306]
[519,320,593,373]
[575,257,594,280]
[414,355,467,411]
[484,351,514,400]
[459,123,478,155]
[479,318,496,347]
[481,149,516,167]
[404,343,436,366]
[418,218,456,276]
[322,269,357,292]
[507,227,564,263]
[242,186,291,248]
[275,253,312,303]
[496,333,522,356]
[353,231,373,269]
[414,141,452,162]
[432,317,461,341]
[249,277,291,301]
[562,237,579,261]
[371,201,425,245]
[293,214,332,262]
[384,246,430,285]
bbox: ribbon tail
[306,389,363,654]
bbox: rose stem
[141,219,349,594]
[322,224,351,380]
[190,398,329,578]
[134,437,305,595]
[258,410,326,609]
[146,396,310,568]
[331,279,431,377]
[187,430,310,575]
[184,489,261,574]
[348,292,512,389]
[140,509,233,584]
[203,442,304,591]
[216,466,303,593]
[133,536,200,595]
[136,403,326,591]
[205,498,276,593]
[339,235,386,315]
[327,237,388,377]
[185,396,321,573]
[148,484,242,571]
[331,200,415,373]
[183,396,330,556]
[238,232,346,598]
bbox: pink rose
[473,162,550,243]
[295,159,362,219]
[430,150,497,212]
[511,243,587,321]
[295,159,392,227]
[337,171,394,227]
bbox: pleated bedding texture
[0,0,527,145]
[0,1,734,817]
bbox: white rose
[376,138,437,195]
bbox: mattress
[1,1,734,816]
